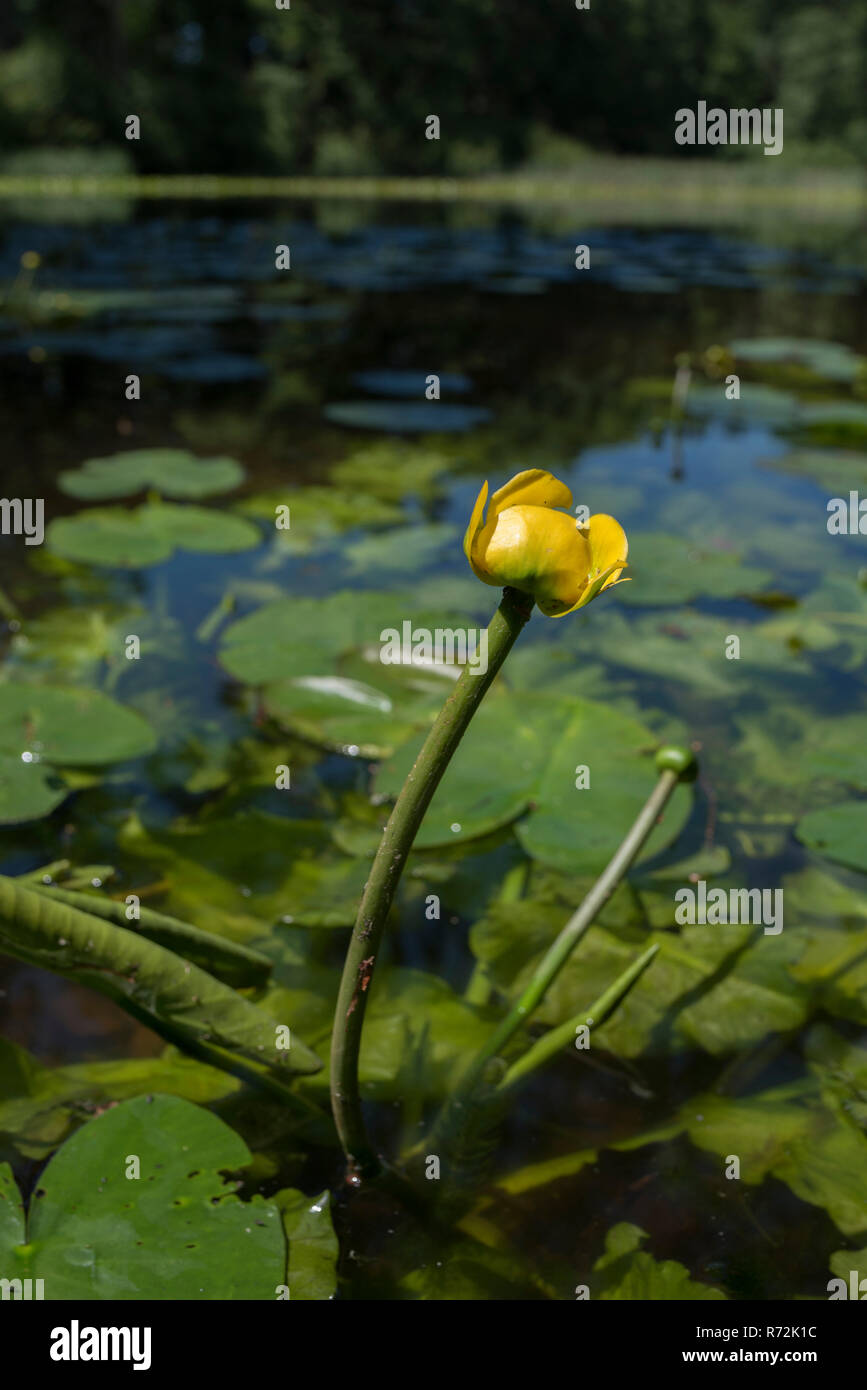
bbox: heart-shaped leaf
[47,503,260,568]
[58,450,245,501]
[0,1095,285,1298]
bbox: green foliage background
[2,0,867,176]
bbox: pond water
[0,199,865,1300]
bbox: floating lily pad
[263,674,438,759]
[47,509,169,567]
[219,590,469,685]
[796,801,867,873]
[47,502,260,568]
[619,533,771,606]
[58,450,246,501]
[344,523,458,576]
[324,400,491,433]
[761,449,867,491]
[275,1188,339,1300]
[685,382,801,426]
[375,693,690,867]
[514,696,691,873]
[729,337,865,384]
[353,370,472,397]
[589,611,808,697]
[0,754,67,825]
[0,682,156,821]
[0,683,157,766]
[330,443,447,503]
[375,692,545,847]
[0,1095,286,1298]
[236,485,402,538]
[795,401,867,446]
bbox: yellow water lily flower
[464,469,629,617]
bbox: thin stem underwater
[426,766,682,1147]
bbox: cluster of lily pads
[1,330,866,1298]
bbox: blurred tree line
[0,0,864,175]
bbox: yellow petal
[483,505,591,610]
[586,513,629,584]
[489,470,573,519]
[547,516,630,616]
[463,480,489,564]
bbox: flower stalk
[427,761,687,1146]
[330,586,534,1177]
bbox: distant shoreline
[0,160,865,222]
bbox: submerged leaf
[593,1223,726,1300]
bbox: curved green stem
[330,587,534,1177]
[497,942,660,1091]
[427,767,680,1145]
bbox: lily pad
[589,611,808,696]
[514,696,691,873]
[275,1188,339,1300]
[375,692,545,848]
[375,693,690,865]
[0,1095,286,1298]
[0,754,67,824]
[58,450,246,501]
[761,449,867,491]
[796,801,867,873]
[619,533,771,606]
[0,683,156,766]
[353,370,472,397]
[797,400,867,446]
[47,509,169,567]
[324,400,491,432]
[729,337,864,384]
[330,443,447,503]
[685,382,801,426]
[219,590,469,685]
[47,503,260,568]
[344,523,458,576]
[236,485,402,540]
[262,674,438,759]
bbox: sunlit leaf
[58,450,245,501]
[0,1095,285,1298]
